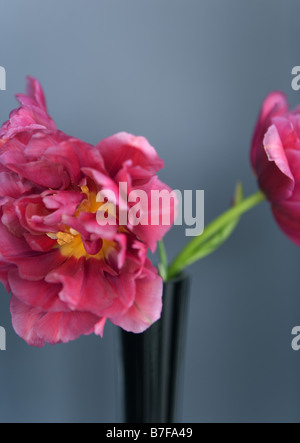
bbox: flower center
[47,185,114,260]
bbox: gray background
[0,0,300,423]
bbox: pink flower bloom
[251,92,300,247]
[0,77,174,347]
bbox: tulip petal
[46,257,118,315]
[256,125,295,202]
[24,76,48,110]
[271,180,300,247]
[0,261,15,293]
[129,177,177,252]
[285,149,300,182]
[8,161,70,190]
[0,77,56,141]
[2,201,26,237]
[8,269,66,312]
[24,233,57,253]
[10,296,99,347]
[0,171,33,198]
[34,310,98,345]
[94,318,107,337]
[251,91,288,169]
[0,223,32,260]
[97,132,164,179]
[272,204,300,247]
[10,296,45,347]
[11,249,67,281]
[110,260,163,333]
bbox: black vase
[119,273,190,423]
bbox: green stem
[168,190,265,279]
[158,240,168,282]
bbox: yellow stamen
[81,185,89,195]
[56,232,75,246]
[47,185,116,261]
[70,228,80,236]
[46,233,58,240]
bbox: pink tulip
[0,77,174,346]
[251,92,300,246]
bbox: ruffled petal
[10,296,99,347]
[110,260,163,333]
[129,177,177,252]
[46,257,118,315]
[10,249,67,281]
[0,261,16,293]
[97,132,164,180]
[0,171,33,198]
[0,77,56,141]
[10,296,45,347]
[7,161,70,190]
[8,269,66,312]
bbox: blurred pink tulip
[251,91,300,246]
